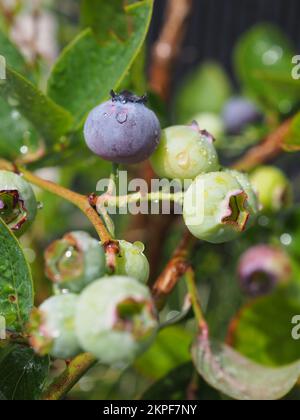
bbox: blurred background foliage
[1,0,300,400]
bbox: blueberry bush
[1,0,300,401]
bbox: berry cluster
[2,91,292,366]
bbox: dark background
[149,0,300,86]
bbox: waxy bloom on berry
[183,171,258,243]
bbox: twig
[0,160,119,270]
[152,231,195,309]
[233,118,292,171]
[42,353,97,400]
[149,0,193,100]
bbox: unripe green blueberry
[0,170,37,236]
[44,231,106,293]
[75,276,158,365]
[150,123,219,181]
[28,294,81,360]
[238,245,292,297]
[191,113,225,141]
[225,169,259,226]
[250,166,292,213]
[183,171,257,243]
[115,240,150,284]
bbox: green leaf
[282,112,300,152]
[47,0,154,123]
[192,332,300,400]
[0,29,28,75]
[175,62,232,124]
[230,291,300,366]
[0,29,40,159]
[234,24,300,114]
[0,344,49,400]
[135,326,193,380]
[141,362,221,400]
[0,218,33,331]
[0,67,74,145]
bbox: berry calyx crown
[110,90,148,105]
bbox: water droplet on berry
[176,152,190,169]
[116,112,128,124]
[20,145,28,155]
[37,201,44,210]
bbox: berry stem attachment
[42,353,97,400]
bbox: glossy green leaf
[192,332,300,400]
[230,292,300,366]
[0,344,49,400]
[0,30,40,159]
[0,218,33,331]
[135,326,193,380]
[0,67,74,145]
[234,25,300,114]
[141,362,221,400]
[47,0,154,123]
[175,62,232,124]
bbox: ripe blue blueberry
[75,276,158,365]
[84,91,161,164]
[238,245,292,297]
[0,170,37,236]
[44,231,106,293]
[222,97,263,135]
[183,171,258,243]
[29,294,81,360]
[115,240,150,284]
[150,123,219,181]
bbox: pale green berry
[44,231,106,293]
[0,170,37,236]
[183,171,256,243]
[29,294,81,360]
[150,123,219,180]
[115,240,150,284]
[75,276,158,365]
[250,166,292,213]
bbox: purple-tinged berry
[0,170,37,236]
[222,97,263,135]
[84,91,161,164]
[238,245,292,297]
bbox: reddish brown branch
[149,0,193,100]
[233,118,292,171]
[152,231,195,309]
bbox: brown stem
[152,231,195,309]
[233,118,292,171]
[149,0,193,100]
[0,160,119,270]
